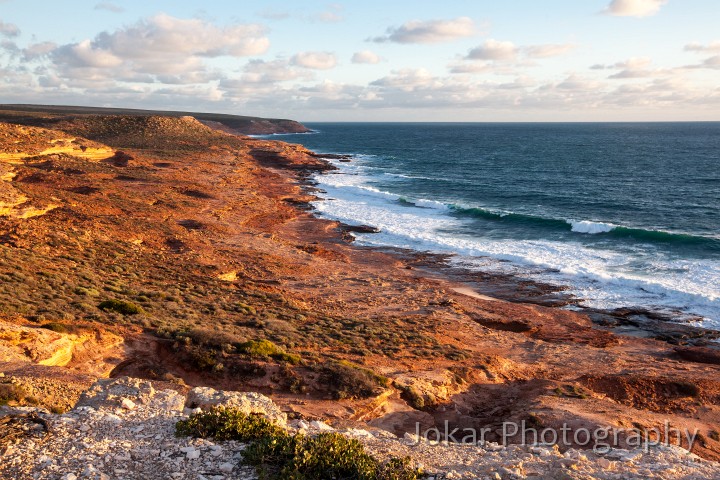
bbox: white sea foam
[312,160,720,327]
[569,220,616,234]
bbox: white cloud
[466,39,517,61]
[684,41,720,53]
[94,2,124,13]
[100,14,269,59]
[603,0,668,17]
[23,41,57,60]
[684,55,720,70]
[0,20,20,37]
[313,4,344,23]
[54,39,123,68]
[351,50,381,64]
[524,43,576,59]
[239,58,312,84]
[683,42,720,70]
[291,51,337,70]
[448,61,491,74]
[48,14,269,85]
[372,17,475,44]
[602,57,671,78]
[370,68,437,89]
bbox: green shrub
[74,287,100,297]
[238,339,283,357]
[271,352,302,365]
[176,408,423,480]
[398,385,426,410]
[40,322,68,334]
[320,361,390,400]
[238,340,301,364]
[98,299,144,315]
[187,346,220,371]
[176,407,285,441]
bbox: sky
[0,0,719,121]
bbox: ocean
[263,122,720,328]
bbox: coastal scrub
[176,407,423,480]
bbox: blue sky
[1,0,718,121]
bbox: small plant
[74,286,100,297]
[176,407,284,441]
[554,384,589,400]
[320,360,390,400]
[398,385,428,411]
[176,407,424,480]
[0,383,29,406]
[238,339,302,364]
[238,339,283,357]
[271,352,302,365]
[98,299,144,315]
[40,322,68,334]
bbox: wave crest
[569,220,616,234]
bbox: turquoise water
[265,123,720,326]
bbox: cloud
[291,51,337,70]
[603,0,668,17]
[597,57,673,78]
[448,61,492,74]
[466,39,517,61]
[237,58,312,84]
[94,2,124,13]
[257,5,343,23]
[684,55,720,70]
[313,4,343,23]
[684,41,720,53]
[0,20,20,37]
[524,43,576,59]
[370,68,437,89]
[351,50,382,64]
[453,41,575,75]
[48,14,270,85]
[22,41,57,60]
[700,56,720,69]
[257,8,291,20]
[372,17,475,44]
[683,42,720,70]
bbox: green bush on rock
[176,407,424,480]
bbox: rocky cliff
[0,105,310,136]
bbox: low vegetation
[176,407,424,480]
[0,382,34,406]
[238,339,302,364]
[98,299,144,315]
[319,360,390,400]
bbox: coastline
[2,113,720,471]
[301,148,720,347]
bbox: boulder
[185,387,286,426]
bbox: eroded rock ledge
[1,377,718,480]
